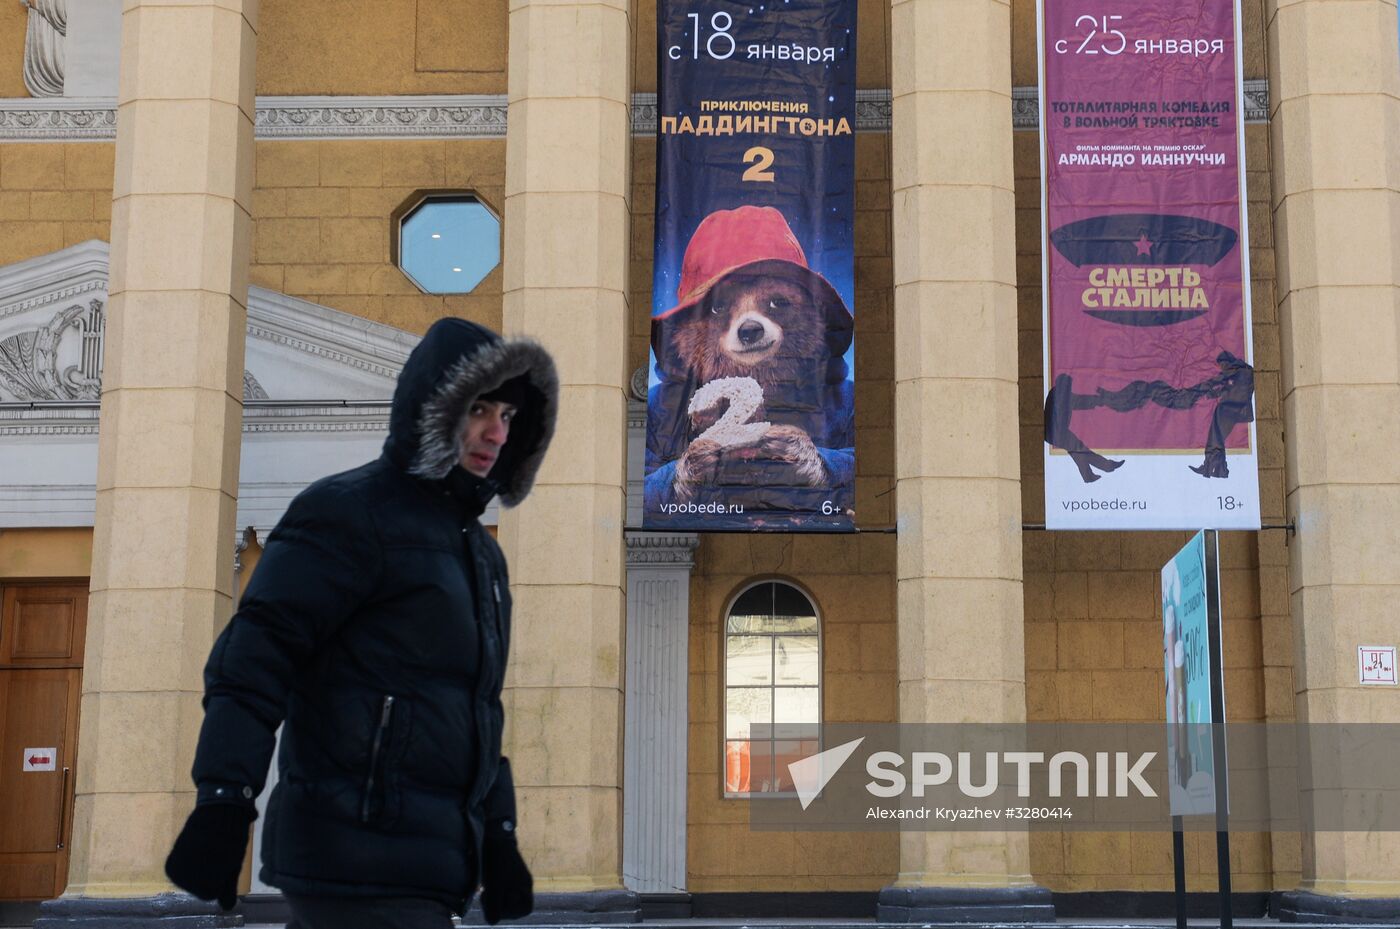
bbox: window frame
[390,190,502,295]
[719,577,823,800]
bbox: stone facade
[0,145,115,262]
[0,0,1396,916]
[249,138,506,335]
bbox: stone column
[496,0,637,919]
[37,1,257,926]
[622,533,698,897]
[1268,0,1400,919]
[879,0,1051,921]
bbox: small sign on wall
[1359,646,1398,685]
[22,748,57,772]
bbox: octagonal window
[397,195,500,294]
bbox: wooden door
[0,583,86,901]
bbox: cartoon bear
[645,205,855,521]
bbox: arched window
[723,580,821,797]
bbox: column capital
[624,532,699,568]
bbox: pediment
[0,240,420,531]
[0,240,415,403]
[0,241,644,533]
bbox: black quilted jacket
[190,318,557,908]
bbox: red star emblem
[1134,234,1153,256]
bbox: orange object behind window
[724,741,750,794]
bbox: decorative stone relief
[242,371,269,400]
[624,533,700,567]
[0,84,1273,143]
[0,102,115,141]
[630,95,659,137]
[0,240,421,532]
[0,299,101,400]
[1240,81,1269,123]
[255,95,509,139]
[21,0,66,98]
[854,88,892,132]
[1012,86,1039,131]
[0,298,269,401]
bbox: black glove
[164,803,255,911]
[480,823,533,925]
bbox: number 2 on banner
[742,146,776,182]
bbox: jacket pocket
[360,694,396,824]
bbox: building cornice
[0,82,1270,142]
[245,285,416,380]
[0,239,109,320]
[0,401,392,437]
[256,94,509,139]
[0,98,114,140]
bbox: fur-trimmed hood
[383,318,558,507]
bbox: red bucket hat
[654,206,854,355]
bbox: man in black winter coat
[164,318,558,929]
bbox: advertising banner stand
[1206,528,1233,929]
[1172,819,1186,929]
[1163,530,1231,929]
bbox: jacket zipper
[361,694,395,823]
[463,524,505,811]
[489,581,503,690]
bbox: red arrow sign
[28,754,51,766]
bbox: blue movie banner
[644,0,858,532]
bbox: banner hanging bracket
[1022,522,1294,533]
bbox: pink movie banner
[1038,0,1260,530]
